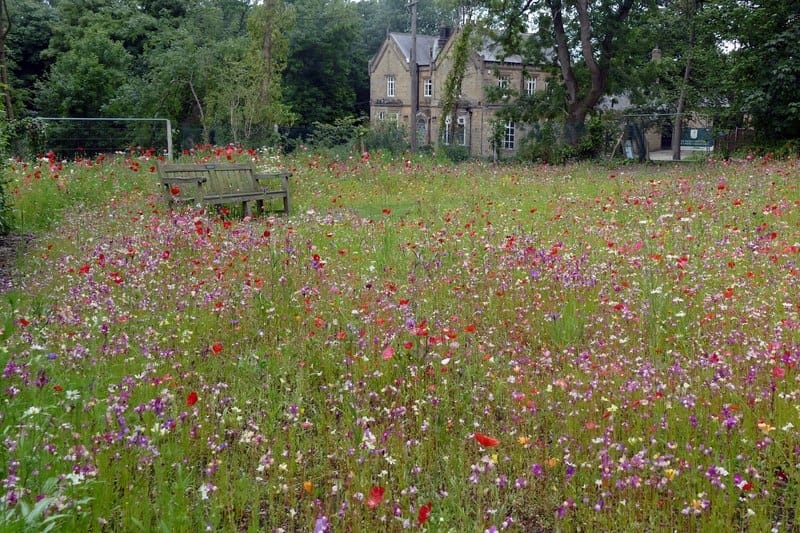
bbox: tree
[489,0,637,146]
[207,0,294,144]
[5,0,55,116]
[34,24,132,117]
[283,0,364,129]
[722,0,800,140]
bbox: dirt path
[0,233,32,293]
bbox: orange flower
[302,481,313,493]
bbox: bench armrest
[254,172,291,189]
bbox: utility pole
[409,0,418,153]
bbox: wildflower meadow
[1,147,799,531]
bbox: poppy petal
[474,432,500,447]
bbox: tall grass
[1,147,799,531]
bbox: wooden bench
[157,161,290,216]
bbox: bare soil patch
[0,233,33,293]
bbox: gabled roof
[375,31,551,71]
[389,33,440,66]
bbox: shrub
[307,116,367,150]
[517,121,566,164]
[364,121,408,154]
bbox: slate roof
[389,33,440,66]
[389,31,548,66]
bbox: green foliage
[441,144,470,163]
[307,116,366,149]
[6,118,47,160]
[721,0,800,140]
[438,23,476,138]
[517,120,565,164]
[364,121,408,154]
[283,0,363,127]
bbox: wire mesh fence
[10,117,173,160]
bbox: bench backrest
[159,162,259,197]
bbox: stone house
[368,28,550,157]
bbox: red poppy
[186,391,198,406]
[170,186,181,195]
[79,264,90,274]
[366,485,384,509]
[211,342,224,354]
[418,502,432,525]
[19,318,30,327]
[474,432,500,447]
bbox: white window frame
[503,120,515,150]
[423,79,432,98]
[497,76,510,89]
[456,116,467,146]
[387,76,396,97]
[525,77,536,96]
[442,116,452,145]
[378,111,398,124]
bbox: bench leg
[243,201,251,218]
[256,199,264,214]
[283,195,290,214]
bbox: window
[387,76,396,97]
[525,77,536,96]
[442,116,452,145]
[423,79,432,98]
[378,111,398,124]
[497,76,510,99]
[456,116,467,146]
[503,120,515,150]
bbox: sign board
[680,127,713,148]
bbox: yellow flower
[664,468,677,481]
[517,435,530,445]
[757,421,775,434]
[303,481,313,493]
[545,457,559,469]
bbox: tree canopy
[0,0,797,150]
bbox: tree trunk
[672,1,697,161]
[564,112,587,147]
[549,0,633,147]
[0,0,14,121]
[672,50,692,160]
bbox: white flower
[66,390,81,401]
[22,406,41,418]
